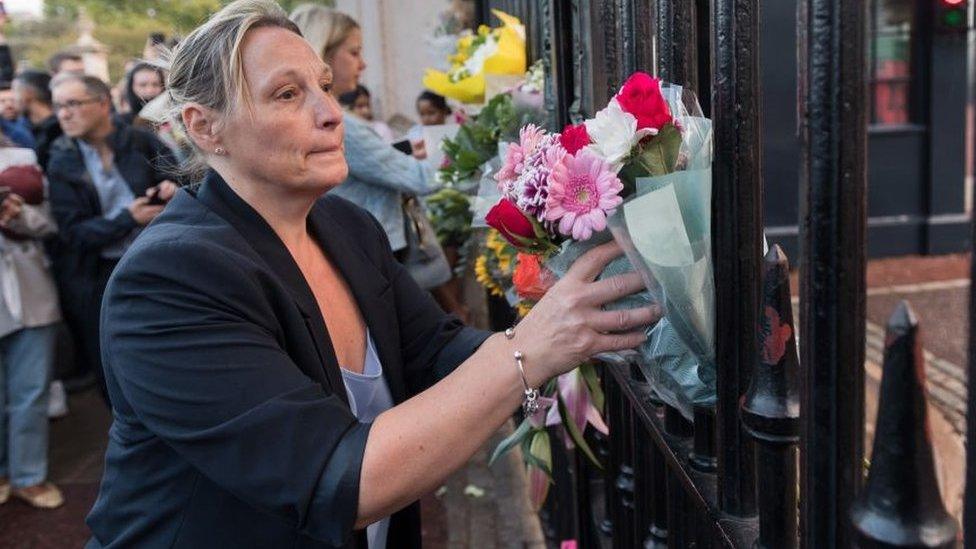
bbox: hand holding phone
[146,186,166,206]
[392,139,413,155]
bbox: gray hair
[289,4,359,62]
[50,73,112,102]
[157,0,301,178]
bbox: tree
[14,0,335,81]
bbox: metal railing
[473,0,967,546]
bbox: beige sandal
[0,479,9,505]
[12,483,64,509]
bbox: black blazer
[86,171,490,548]
[47,124,178,311]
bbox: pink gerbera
[544,150,623,241]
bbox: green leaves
[579,362,605,412]
[426,188,473,248]
[628,124,683,178]
[488,417,532,466]
[525,430,553,476]
[438,96,513,184]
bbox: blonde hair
[289,4,359,62]
[159,0,301,177]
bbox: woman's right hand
[411,140,428,160]
[509,241,662,387]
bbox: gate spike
[851,301,958,548]
[742,244,800,548]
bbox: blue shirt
[77,140,140,259]
[330,113,437,251]
[340,330,393,549]
[0,117,36,149]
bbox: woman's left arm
[343,115,438,197]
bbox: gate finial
[742,244,800,548]
[851,301,958,548]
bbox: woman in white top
[0,143,64,510]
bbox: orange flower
[513,253,554,301]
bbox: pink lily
[528,463,551,511]
[556,368,609,449]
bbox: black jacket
[46,123,177,308]
[32,114,63,170]
[85,171,490,548]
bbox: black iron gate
[474,0,968,547]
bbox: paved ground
[791,253,970,527]
[0,253,970,548]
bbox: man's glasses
[52,97,102,113]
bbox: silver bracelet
[505,327,541,415]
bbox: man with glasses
[47,74,179,403]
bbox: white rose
[584,99,656,170]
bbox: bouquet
[422,10,527,104]
[485,72,716,506]
[437,61,549,190]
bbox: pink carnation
[496,124,547,192]
[544,149,623,241]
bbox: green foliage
[437,91,550,187]
[437,93,520,186]
[11,0,334,81]
[5,17,76,73]
[618,124,683,190]
[488,416,532,466]
[425,188,473,249]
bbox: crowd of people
[0,2,474,515]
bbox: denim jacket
[329,113,437,251]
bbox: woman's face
[327,28,365,96]
[417,99,448,126]
[132,68,164,102]
[217,26,347,194]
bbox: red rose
[559,123,591,155]
[616,72,673,131]
[486,199,535,247]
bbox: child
[338,84,396,143]
[415,90,451,126]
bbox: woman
[120,62,166,126]
[292,4,477,322]
[121,62,190,164]
[290,4,429,261]
[85,1,657,547]
[0,141,63,510]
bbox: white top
[340,330,394,549]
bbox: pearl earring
[214,147,226,156]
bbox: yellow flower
[475,255,505,297]
[498,254,512,273]
[457,34,475,53]
[422,10,526,103]
[516,301,534,318]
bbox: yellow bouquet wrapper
[423,9,527,104]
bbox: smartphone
[392,139,413,155]
[146,186,166,206]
